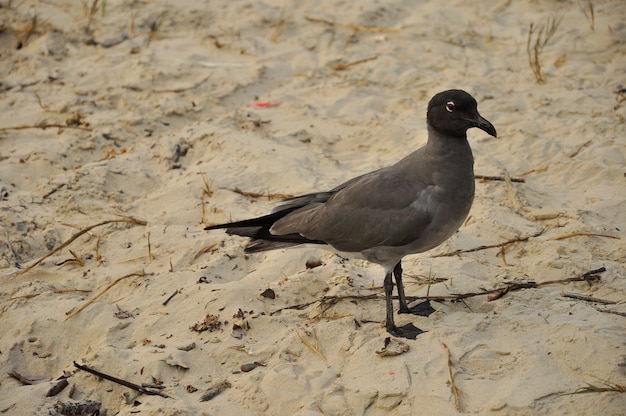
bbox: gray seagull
[205,89,497,339]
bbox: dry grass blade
[231,187,293,200]
[568,380,626,395]
[14,216,147,277]
[65,271,151,320]
[295,326,327,362]
[305,16,400,33]
[580,0,595,31]
[527,15,562,83]
[153,74,211,93]
[0,124,92,132]
[550,231,620,241]
[191,242,217,263]
[332,55,378,71]
[442,342,461,411]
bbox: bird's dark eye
[445,101,455,113]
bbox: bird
[205,89,497,339]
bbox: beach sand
[1,0,625,414]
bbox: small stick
[52,288,92,294]
[271,294,378,315]
[0,124,92,132]
[304,16,400,33]
[568,140,592,158]
[14,216,147,277]
[147,232,154,260]
[162,289,179,306]
[474,175,525,183]
[550,231,620,241]
[332,55,378,71]
[594,308,626,318]
[65,271,151,320]
[271,268,607,314]
[442,343,461,411]
[153,74,211,93]
[231,187,293,200]
[42,183,66,199]
[561,292,616,304]
[518,164,550,176]
[433,230,545,257]
[73,361,170,398]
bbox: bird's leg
[393,261,411,313]
[395,261,437,318]
[384,268,424,340]
[383,269,397,334]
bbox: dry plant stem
[0,124,92,132]
[191,242,217,263]
[550,231,620,241]
[332,55,378,71]
[595,308,626,318]
[569,380,626,395]
[527,15,562,83]
[15,217,147,277]
[296,327,327,362]
[474,174,525,183]
[65,271,151,320]
[561,292,616,304]
[73,361,170,398]
[231,187,293,200]
[147,232,154,260]
[305,16,400,33]
[433,230,545,258]
[568,140,592,158]
[442,342,461,411]
[271,268,606,314]
[580,0,595,32]
[271,294,378,316]
[162,290,178,306]
[153,74,211,93]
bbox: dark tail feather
[205,209,325,253]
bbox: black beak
[470,113,497,138]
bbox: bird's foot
[387,323,424,340]
[398,301,436,317]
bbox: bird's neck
[424,125,473,166]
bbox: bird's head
[427,89,497,139]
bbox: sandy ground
[1,0,625,415]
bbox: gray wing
[270,167,436,253]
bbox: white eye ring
[445,101,455,113]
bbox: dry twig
[0,124,92,132]
[475,174,525,183]
[442,342,461,411]
[73,361,170,398]
[332,55,378,71]
[15,216,147,277]
[561,292,616,304]
[231,187,293,200]
[305,16,400,33]
[550,231,620,241]
[65,271,151,320]
[433,230,545,258]
[153,75,211,93]
[270,268,606,313]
